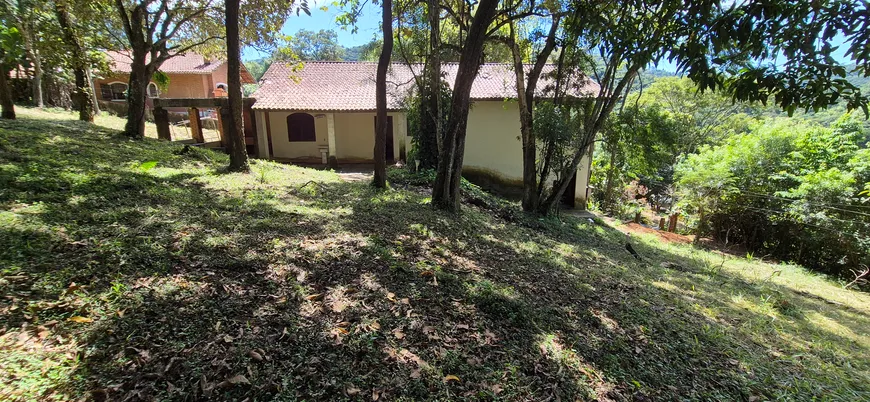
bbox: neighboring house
[95,51,255,106]
[251,61,599,209]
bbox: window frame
[108,82,127,101]
[287,113,316,142]
[146,82,160,98]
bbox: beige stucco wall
[211,63,229,90]
[465,101,525,180]
[255,110,407,162]
[95,73,212,100]
[463,100,593,209]
[252,103,591,208]
[163,74,209,98]
[266,111,330,159]
[333,112,404,161]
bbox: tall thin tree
[373,0,393,188]
[431,0,500,211]
[224,0,248,172]
[54,0,93,122]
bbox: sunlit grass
[1,107,868,400]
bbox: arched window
[100,82,128,101]
[287,113,315,142]
[147,82,160,98]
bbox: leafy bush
[676,114,870,278]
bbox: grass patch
[1,107,869,401]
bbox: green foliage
[0,23,23,69]
[279,29,345,61]
[675,116,870,276]
[151,71,170,93]
[404,80,450,170]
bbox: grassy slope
[1,107,868,401]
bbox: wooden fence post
[668,213,680,232]
[659,217,666,230]
[217,107,231,148]
[188,107,204,143]
[154,107,171,141]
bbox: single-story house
[251,61,599,209]
[95,51,255,105]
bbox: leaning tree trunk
[373,0,393,188]
[55,1,94,121]
[431,0,500,211]
[0,57,15,119]
[225,0,249,172]
[513,18,559,213]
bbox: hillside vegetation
[1,108,869,401]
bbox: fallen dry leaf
[346,386,361,396]
[248,350,263,361]
[336,321,351,328]
[420,270,434,277]
[332,300,349,313]
[393,329,405,339]
[386,292,396,302]
[491,384,503,395]
[306,293,324,301]
[227,374,250,385]
[67,316,92,323]
[484,329,499,344]
[443,375,461,383]
[410,368,422,379]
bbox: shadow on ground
[1,113,868,401]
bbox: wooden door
[374,116,395,161]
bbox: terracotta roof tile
[251,61,599,111]
[105,50,224,74]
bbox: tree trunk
[511,17,559,213]
[509,22,537,212]
[22,33,42,108]
[603,143,617,213]
[55,2,94,122]
[117,1,151,138]
[426,0,441,155]
[373,0,393,188]
[12,3,42,108]
[431,0,500,211]
[694,205,705,246]
[87,67,100,115]
[225,0,249,172]
[125,53,151,138]
[0,57,15,119]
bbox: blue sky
[242,3,381,60]
[243,5,856,73]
